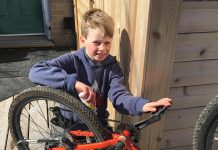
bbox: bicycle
[193,95,218,150]
[8,86,169,150]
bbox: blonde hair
[81,8,114,38]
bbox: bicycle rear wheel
[8,86,111,150]
[193,96,218,150]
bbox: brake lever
[134,106,170,130]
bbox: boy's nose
[98,43,106,51]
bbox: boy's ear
[80,36,86,44]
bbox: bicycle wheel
[193,96,218,150]
[8,86,111,150]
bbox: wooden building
[1,0,218,150]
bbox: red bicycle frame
[50,129,140,150]
[49,107,169,150]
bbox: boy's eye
[105,42,111,46]
[93,42,101,46]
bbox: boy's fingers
[147,107,156,112]
[76,82,96,106]
[159,98,172,106]
[85,89,96,105]
[89,94,96,106]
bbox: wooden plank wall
[160,2,218,150]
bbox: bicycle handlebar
[134,106,169,130]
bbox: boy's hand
[142,98,172,113]
[75,81,96,106]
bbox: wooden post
[139,0,182,149]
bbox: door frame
[41,0,51,40]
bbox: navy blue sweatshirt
[29,48,149,124]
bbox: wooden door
[0,0,44,34]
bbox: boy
[29,8,172,127]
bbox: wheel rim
[13,98,102,150]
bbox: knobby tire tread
[193,96,218,150]
[8,86,111,149]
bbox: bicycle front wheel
[8,86,111,150]
[193,96,218,150]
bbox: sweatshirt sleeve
[108,63,149,116]
[29,53,78,94]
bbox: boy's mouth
[96,52,107,57]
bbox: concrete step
[0,35,54,48]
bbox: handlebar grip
[134,106,170,130]
[152,106,169,115]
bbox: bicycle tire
[193,96,218,150]
[8,86,111,150]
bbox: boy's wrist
[136,98,150,113]
[65,74,77,94]
[75,81,84,93]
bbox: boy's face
[80,28,112,63]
